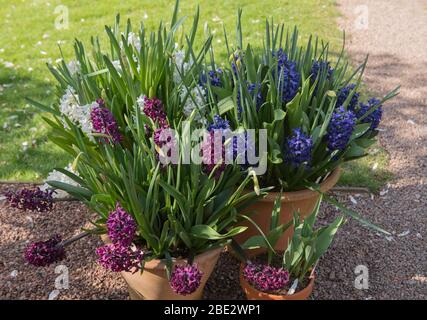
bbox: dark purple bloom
[275,49,300,104]
[207,114,230,131]
[4,187,54,212]
[284,128,313,166]
[200,68,223,88]
[243,263,289,292]
[170,264,203,295]
[237,82,263,115]
[201,115,231,177]
[96,243,144,273]
[143,96,167,127]
[356,98,383,131]
[153,126,171,147]
[24,235,65,267]
[201,131,226,178]
[153,125,176,161]
[106,203,137,247]
[90,106,122,144]
[96,98,105,107]
[336,84,359,111]
[231,131,256,169]
[326,106,357,151]
[310,60,333,82]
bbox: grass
[340,147,393,193]
[0,0,391,191]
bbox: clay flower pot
[122,247,222,300]
[234,168,340,253]
[100,235,222,300]
[239,263,315,300]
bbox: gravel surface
[1,0,426,300]
[313,0,426,300]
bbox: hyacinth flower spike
[24,232,89,267]
[170,263,203,295]
[3,187,54,212]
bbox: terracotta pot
[239,263,315,300]
[234,168,340,253]
[123,247,222,300]
[100,235,223,300]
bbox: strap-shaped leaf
[190,225,247,240]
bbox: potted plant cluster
[239,194,344,300]
[207,12,399,250]
[6,2,268,300]
[2,0,397,300]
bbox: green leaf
[313,215,344,259]
[47,181,92,200]
[323,194,391,235]
[286,92,302,129]
[218,97,235,115]
[190,225,247,240]
[241,235,268,250]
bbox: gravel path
[313,0,427,299]
[1,0,426,300]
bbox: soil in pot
[234,168,340,254]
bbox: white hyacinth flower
[136,94,147,112]
[111,60,122,72]
[78,101,97,142]
[126,32,141,52]
[67,60,81,75]
[41,164,81,198]
[59,86,81,124]
[181,85,206,122]
[173,50,193,84]
[59,86,98,142]
[120,32,141,52]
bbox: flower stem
[59,231,90,247]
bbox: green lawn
[0,0,390,191]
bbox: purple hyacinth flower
[326,106,357,151]
[106,203,137,247]
[200,68,223,88]
[310,60,333,82]
[231,131,256,170]
[336,84,359,111]
[201,131,226,178]
[207,114,230,131]
[96,243,144,273]
[284,128,313,167]
[143,96,167,127]
[4,187,54,212]
[201,115,231,178]
[237,82,263,115]
[24,235,65,267]
[170,264,203,295]
[275,49,301,104]
[356,98,383,131]
[90,106,122,144]
[243,263,289,292]
[96,98,105,107]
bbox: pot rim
[256,167,340,202]
[239,262,315,299]
[143,246,224,271]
